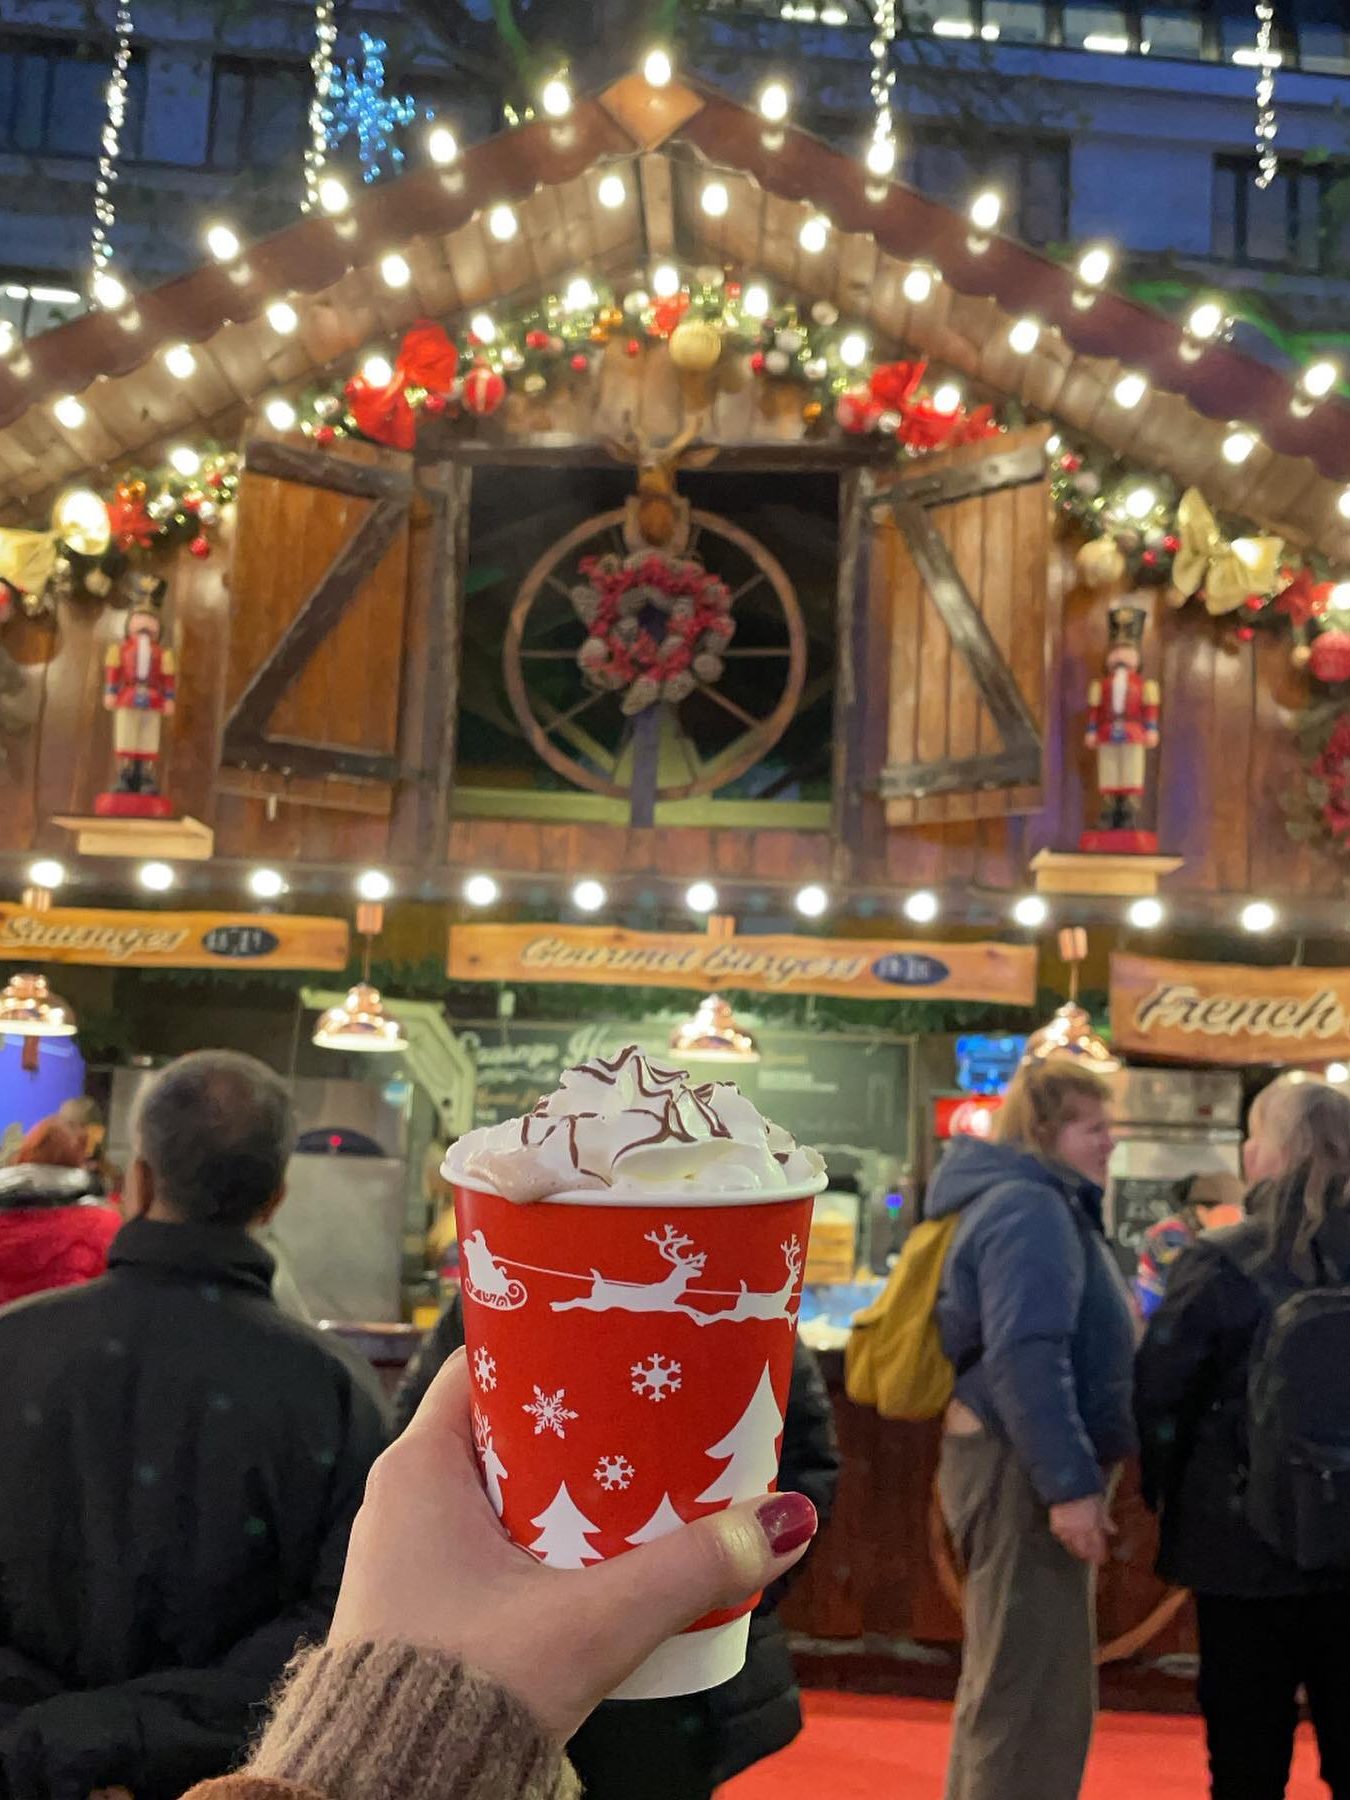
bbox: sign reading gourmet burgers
[1111,953,1350,1066]
[0,906,349,971]
[449,924,1036,1005]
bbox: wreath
[1285,702,1350,855]
[570,552,735,716]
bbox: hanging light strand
[867,0,898,176]
[89,0,134,303]
[1253,0,1279,190]
[303,0,337,212]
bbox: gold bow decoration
[1170,488,1284,615]
[0,489,112,605]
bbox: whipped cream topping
[443,1045,825,1202]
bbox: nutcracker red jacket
[1085,668,1160,747]
[105,637,174,709]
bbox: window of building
[907,126,1070,243]
[1140,8,1205,58]
[1062,4,1131,52]
[903,0,977,36]
[1213,154,1350,274]
[207,57,309,170]
[0,35,145,158]
[983,1,1048,42]
[0,274,85,340]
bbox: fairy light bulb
[1113,372,1148,409]
[53,395,87,429]
[488,204,518,242]
[540,75,572,118]
[264,397,297,431]
[969,189,1003,232]
[758,80,790,123]
[932,382,962,413]
[380,252,411,288]
[1077,244,1114,287]
[470,312,497,344]
[205,222,241,262]
[164,343,197,380]
[427,125,458,165]
[866,137,896,177]
[169,445,201,477]
[643,48,673,86]
[1303,359,1340,399]
[903,266,935,304]
[598,173,626,209]
[317,174,349,215]
[701,181,730,218]
[267,299,299,335]
[1222,428,1257,465]
[799,215,830,253]
[1009,318,1040,354]
[652,263,681,298]
[742,283,771,319]
[361,354,394,387]
[1123,485,1157,520]
[1187,299,1225,340]
[839,332,869,369]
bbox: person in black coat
[1136,1074,1350,1800]
[0,1052,388,1800]
[396,1291,840,1797]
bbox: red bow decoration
[869,360,926,412]
[108,486,155,550]
[948,404,999,446]
[396,321,459,396]
[344,373,416,451]
[1275,566,1334,629]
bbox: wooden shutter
[222,440,414,784]
[875,426,1051,826]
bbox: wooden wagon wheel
[503,507,806,804]
[926,1481,1190,1665]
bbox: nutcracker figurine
[96,602,176,818]
[1082,603,1160,850]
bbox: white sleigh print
[461,1230,528,1311]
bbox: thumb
[570,1491,818,1692]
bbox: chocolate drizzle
[573,1044,689,1099]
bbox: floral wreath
[570,552,735,716]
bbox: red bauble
[188,535,211,559]
[1237,625,1255,642]
[570,352,589,373]
[1163,533,1181,554]
[525,330,551,351]
[181,494,201,514]
[314,424,336,446]
[1310,630,1350,684]
[423,392,448,416]
[462,364,507,417]
[725,281,742,299]
[836,388,881,435]
[1142,550,1158,567]
[625,338,641,358]
[208,471,225,490]
[1061,453,1082,473]
[1244,595,1264,612]
[749,350,767,374]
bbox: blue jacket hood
[925,1135,1094,1222]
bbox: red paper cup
[453,1180,820,1699]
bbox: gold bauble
[1076,536,1128,589]
[668,317,723,374]
[1292,642,1313,670]
[588,323,609,344]
[802,400,824,425]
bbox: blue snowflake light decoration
[325,33,419,183]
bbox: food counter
[779,1351,1199,1712]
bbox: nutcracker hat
[1106,603,1147,649]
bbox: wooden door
[223,440,414,785]
[874,426,1053,826]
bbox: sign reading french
[1111,953,1350,1066]
[449,924,1037,1006]
[0,906,349,971]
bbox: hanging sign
[1111,953,1350,1066]
[448,924,1036,1005]
[0,905,349,971]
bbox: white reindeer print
[693,1237,803,1326]
[551,1225,708,1318]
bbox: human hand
[330,1350,818,1741]
[1048,1494,1114,1566]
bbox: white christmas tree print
[627,1493,688,1545]
[523,1385,579,1439]
[594,1453,635,1492]
[472,1347,498,1391]
[631,1353,682,1401]
[695,1361,784,1506]
[473,1407,508,1517]
[529,1481,603,1568]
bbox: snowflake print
[632,1353,682,1401]
[523,1386,579,1439]
[473,1347,498,1391]
[594,1454,635,1492]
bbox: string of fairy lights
[87,0,134,311]
[1252,0,1279,190]
[9,853,1312,946]
[302,0,337,214]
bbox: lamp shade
[0,972,78,1038]
[1022,1000,1119,1074]
[312,983,407,1054]
[670,994,759,1064]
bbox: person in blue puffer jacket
[928,1059,1137,1800]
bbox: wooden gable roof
[2,73,1348,558]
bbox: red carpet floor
[724,1691,1327,1798]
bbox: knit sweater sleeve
[181,1642,581,1800]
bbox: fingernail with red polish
[757,1492,818,1557]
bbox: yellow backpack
[844,1214,961,1421]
